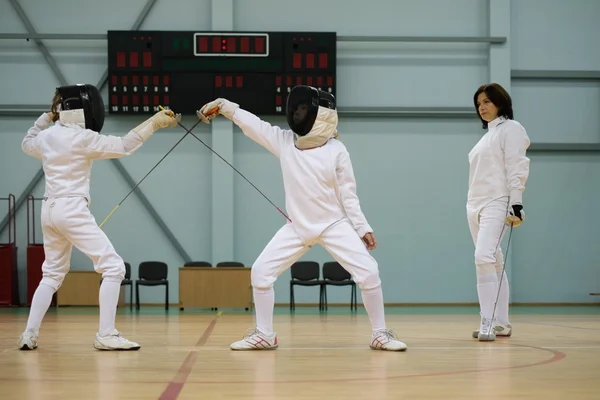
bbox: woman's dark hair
[50,91,61,122]
[473,83,514,129]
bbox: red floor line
[158,314,220,400]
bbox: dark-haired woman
[467,83,530,341]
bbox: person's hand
[46,112,55,120]
[151,109,181,130]
[505,204,525,227]
[196,98,239,124]
[362,232,377,250]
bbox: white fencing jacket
[232,108,373,243]
[467,116,531,212]
[22,113,147,201]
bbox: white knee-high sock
[253,287,275,336]
[476,270,499,320]
[477,282,498,320]
[361,285,386,332]
[99,280,121,336]
[25,283,56,335]
[476,264,498,319]
[496,271,510,325]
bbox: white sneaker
[370,329,407,351]
[94,330,140,351]
[230,328,278,350]
[477,315,496,341]
[472,322,512,338]
[18,332,38,350]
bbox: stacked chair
[289,260,357,311]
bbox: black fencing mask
[56,84,105,132]
[286,85,336,136]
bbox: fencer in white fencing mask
[286,85,339,149]
[56,84,105,132]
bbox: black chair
[122,262,133,310]
[100,262,133,310]
[290,261,325,311]
[135,261,169,311]
[184,261,212,267]
[216,261,244,267]
[322,261,357,311]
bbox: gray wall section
[0,0,599,305]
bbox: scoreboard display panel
[107,31,336,116]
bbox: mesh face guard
[56,84,105,132]
[286,85,336,136]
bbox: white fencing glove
[132,110,181,141]
[196,98,239,124]
[505,204,525,227]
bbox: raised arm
[22,113,53,160]
[335,149,373,238]
[502,122,531,205]
[197,98,288,157]
[78,110,180,160]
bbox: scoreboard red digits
[107,31,336,116]
[193,33,269,57]
[283,33,335,112]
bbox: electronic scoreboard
[107,31,336,116]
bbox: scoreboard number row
[111,86,168,93]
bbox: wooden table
[56,270,126,306]
[178,266,252,310]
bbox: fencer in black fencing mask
[286,85,339,149]
[55,84,105,132]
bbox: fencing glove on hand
[196,98,239,124]
[505,204,525,227]
[132,110,181,141]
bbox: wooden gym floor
[0,305,599,399]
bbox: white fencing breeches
[467,198,510,274]
[40,197,125,291]
[251,219,381,290]
[467,197,510,322]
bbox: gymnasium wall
[0,0,598,306]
